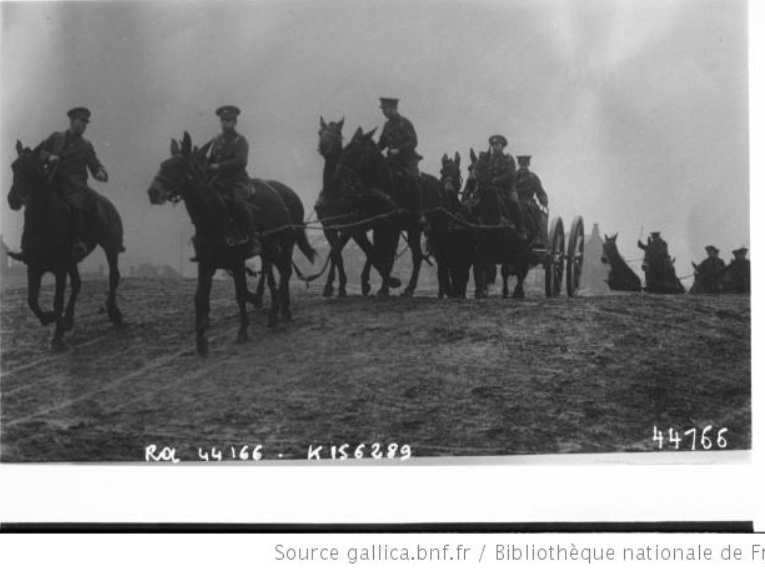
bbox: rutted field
[0,275,750,462]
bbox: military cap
[489,134,508,147]
[650,231,661,237]
[216,105,241,120]
[517,155,532,165]
[67,107,91,122]
[379,97,399,109]
[705,245,719,253]
[732,247,748,256]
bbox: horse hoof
[338,289,347,298]
[361,284,371,296]
[40,312,58,326]
[236,330,249,343]
[388,277,402,289]
[51,339,68,353]
[512,292,525,300]
[400,290,413,298]
[197,338,209,356]
[322,287,334,298]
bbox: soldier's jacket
[697,257,725,276]
[475,152,516,192]
[38,130,105,190]
[206,131,251,187]
[515,168,548,206]
[727,259,750,293]
[377,115,421,170]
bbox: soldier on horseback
[204,105,261,258]
[35,107,108,261]
[376,97,426,224]
[515,155,549,245]
[726,247,750,293]
[466,135,526,240]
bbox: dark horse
[464,149,534,299]
[638,236,685,294]
[435,152,474,298]
[332,127,451,296]
[6,141,125,350]
[315,116,388,297]
[147,132,315,355]
[600,233,642,292]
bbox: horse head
[8,140,48,211]
[601,233,619,265]
[147,132,206,205]
[318,116,344,159]
[333,126,380,193]
[440,152,462,194]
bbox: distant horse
[147,132,315,355]
[600,233,642,292]
[464,148,534,299]
[638,236,685,294]
[6,141,125,350]
[315,116,385,297]
[437,152,473,298]
[332,127,449,296]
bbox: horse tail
[295,225,317,264]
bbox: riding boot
[71,207,88,261]
[506,190,527,241]
[244,206,262,258]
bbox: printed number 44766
[653,425,728,450]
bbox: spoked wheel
[545,216,565,298]
[566,215,585,297]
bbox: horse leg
[252,259,266,308]
[361,258,373,296]
[232,262,250,343]
[278,247,293,322]
[26,266,57,326]
[63,265,82,331]
[265,257,280,327]
[403,226,423,297]
[328,229,352,297]
[322,229,338,298]
[513,263,529,299]
[195,263,215,356]
[104,247,124,327]
[501,264,510,299]
[51,269,69,351]
[473,260,487,299]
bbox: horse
[147,132,315,355]
[638,235,685,294]
[435,152,474,298]
[315,116,388,297]
[6,141,125,350]
[332,127,449,296]
[600,233,642,292]
[463,148,534,299]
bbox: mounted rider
[376,97,426,224]
[694,245,726,293]
[515,155,549,245]
[638,231,670,260]
[726,246,750,293]
[466,135,526,240]
[36,107,108,261]
[204,105,261,258]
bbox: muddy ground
[0,274,750,462]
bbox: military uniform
[515,156,548,244]
[727,248,750,293]
[377,98,423,217]
[37,107,107,259]
[695,246,726,293]
[205,105,258,251]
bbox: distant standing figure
[204,105,261,258]
[36,107,108,261]
[725,247,750,293]
[376,97,425,223]
[691,245,726,294]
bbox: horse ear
[613,232,618,240]
[442,153,448,163]
[455,152,461,166]
[338,117,345,129]
[320,116,327,129]
[365,127,377,139]
[16,140,23,156]
[470,148,477,163]
[604,233,610,241]
[170,139,180,156]
[181,132,192,155]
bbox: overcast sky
[0,0,750,277]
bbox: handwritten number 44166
[653,426,728,450]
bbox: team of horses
[6,119,749,354]
[600,232,749,295]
